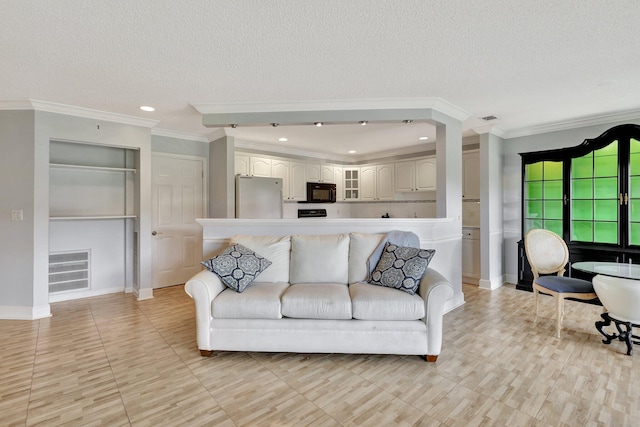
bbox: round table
[573,261,640,355]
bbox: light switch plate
[11,209,23,221]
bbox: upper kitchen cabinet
[395,157,436,192]
[234,154,272,177]
[462,151,480,199]
[361,164,395,201]
[320,165,335,183]
[343,167,360,201]
[334,166,344,201]
[288,161,308,201]
[271,159,291,200]
[305,163,321,182]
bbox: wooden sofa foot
[424,355,438,362]
[200,350,214,357]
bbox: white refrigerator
[235,175,283,219]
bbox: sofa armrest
[184,270,226,351]
[419,268,454,358]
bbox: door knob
[152,230,162,236]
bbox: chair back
[593,275,640,324]
[524,229,569,277]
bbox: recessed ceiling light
[271,123,279,127]
[348,150,356,154]
[139,105,155,112]
[418,136,429,140]
[229,124,238,128]
[403,119,413,124]
[278,137,288,142]
[359,121,368,126]
[314,122,323,127]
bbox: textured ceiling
[2,0,639,157]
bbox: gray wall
[0,110,36,309]
[502,118,640,282]
[151,134,209,157]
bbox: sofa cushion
[281,283,352,319]
[369,242,435,295]
[290,234,350,284]
[230,235,290,283]
[201,244,272,292]
[213,282,289,319]
[348,232,385,284]
[349,282,425,321]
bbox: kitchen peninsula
[197,217,464,312]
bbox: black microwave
[306,182,336,203]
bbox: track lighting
[230,124,238,128]
[403,120,413,124]
[271,123,279,127]
[359,121,368,126]
[314,122,323,127]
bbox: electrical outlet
[11,209,23,221]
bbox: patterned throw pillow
[368,242,435,295]
[201,244,272,292]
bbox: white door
[152,154,205,288]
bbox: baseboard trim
[479,275,506,290]
[48,287,124,303]
[444,293,465,314]
[136,288,154,300]
[0,304,51,320]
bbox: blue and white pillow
[201,244,272,292]
[368,242,435,295]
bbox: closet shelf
[50,215,137,221]
[50,163,137,173]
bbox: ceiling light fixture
[359,121,368,126]
[278,137,288,142]
[139,105,155,112]
[271,123,279,127]
[348,150,356,154]
[229,124,238,128]
[403,119,413,124]
[418,136,429,140]
[314,122,323,127]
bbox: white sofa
[185,232,454,362]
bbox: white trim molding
[135,288,154,300]
[0,100,159,128]
[0,304,51,320]
[151,127,210,142]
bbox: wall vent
[49,251,90,293]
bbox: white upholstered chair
[593,274,640,355]
[524,229,597,338]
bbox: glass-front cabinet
[518,124,640,289]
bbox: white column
[477,128,505,290]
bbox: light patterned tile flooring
[1,283,639,426]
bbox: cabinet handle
[620,193,624,205]
[625,193,629,205]
[563,194,568,206]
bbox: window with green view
[524,160,563,235]
[570,140,618,244]
[629,138,640,245]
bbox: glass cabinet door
[629,138,640,245]
[523,160,563,235]
[570,140,619,244]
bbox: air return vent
[49,251,90,293]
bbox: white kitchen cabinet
[395,157,436,192]
[271,159,291,200]
[320,165,335,183]
[289,161,307,201]
[462,227,480,282]
[415,157,436,191]
[361,164,395,201]
[234,154,250,176]
[305,163,321,182]
[334,166,344,201]
[343,168,360,200]
[463,151,481,199]
[234,154,272,177]
[250,156,272,177]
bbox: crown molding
[234,139,341,162]
[471,124,506,138]
[192,97,471,122]
[0,99,159,128]
[503,108,640,139]
[151,127,209,142]
[207,127,228,142]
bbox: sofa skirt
[209,318,428,355]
